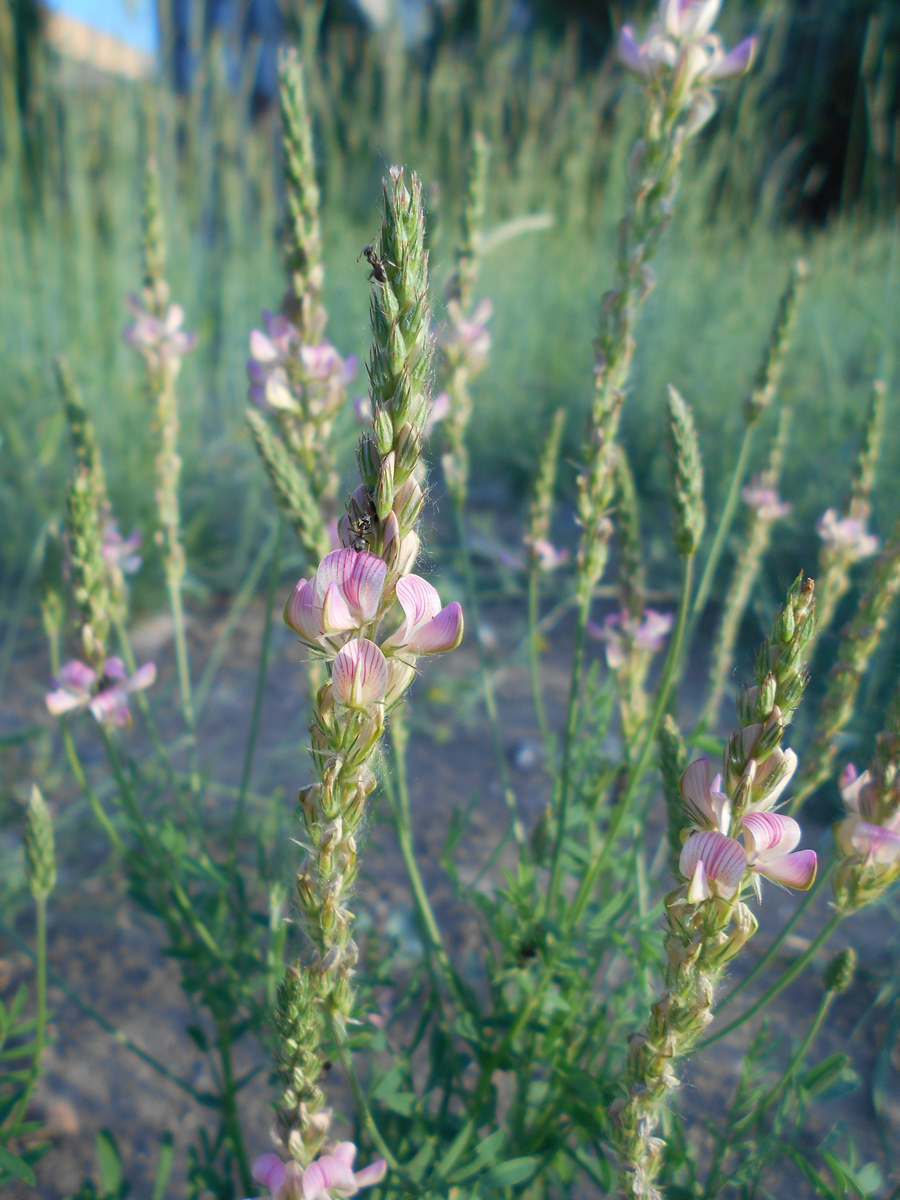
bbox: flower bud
[392,478,424,534]
[356,435,381,489]
[24,784,56,899]
[373,404,394,457]
[375,452,396,521]
[823,947,856,993]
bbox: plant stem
[698,909,844,1052]
[565,554,694,933]
[8,896,48,1129]
[61,720,124,853]
[327,1009,401,1171]
[453,500,525,846]
[755,989,834,1114]
[713,858,836,1015]
[527,565,554,755]
[217,1020,252,1194]
[230,515,284,860]
[168,572,201,793]
[113,614,178,787]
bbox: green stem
[699,909,845,1052]
[565,554,694,933]
[527,566,554,754]
[453,500,525,846]
[217,1021,252,1195]
[688,425,756,636]
[386,722,479,1021]
[327,1009,401,1172]
[168,571,201,792]
[113,614,178,788]
[713,858,836,1015]
[544,585,592,918]
[755,989,834,1115]
[7,896,47,1129]
[61,720,124,853]
[230,515,285,860]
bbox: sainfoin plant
[6,3,900,1198]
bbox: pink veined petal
[46,688,89,716]
[316,550,358,602]
[404,602,464,655]
[756,849,817,890]
[353,1160,388,1188]
[397,575,443,629]
[284,579,324,642]
[249,329,280,364]
[704,35,755,79]
[680,758,712,821]
[89,687,131,726]
[57,660,97,692]
[332,640,388,708]
[840,766,871,813]
[322,582,357,633]
[617,24,652,75]
[680,831,746,898]
[331,1144,358,1167]
[302,1157,358,1200]
[850,820,900,865]
[344,552,387,621]
[686,858,711,903]
[126,662,157,693]
[253,1154,287,1194]
[752,747,798,810]
[742,811,801,860]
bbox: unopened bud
[823,947,856,993]
[373,405,393,457]
[356,435,380,489]
[24,784,56,899]
[666,385,705,557]
[375,451,396,521]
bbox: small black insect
[359,244,388,284]
[348,511,373,552]
[516,941,538,964]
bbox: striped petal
[331,1143,357,1167]
[343,552,387,620]
[332,640,388,708]
[353,1160,388,1188]
[850,819,900,865]
[742,811,801,860]
[679,831,746,898]
[680,759,730,832]
[751,746,797,810]
[301,1157,357,1200]
[284,578,324,643]
[755,849,818,890]
[252,1154,286,1195]
[322,582,356,633]
[404,602,464,655]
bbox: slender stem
[689,425,756,634]
[217,1021,252,1194]
[714,858,836,1015]
[527,566,554,754]
[698,909,845,1052]
[452,500,525,846]
[386,722,479,1020]
[755,989,834,1115]
[61,720,124,853]
[7,896,48,1129]
[230,515,285,860]
[168,573,201,792]
[327,1009,401,1171]
[113,614,178,788]
[544,585,592,918]
[565,555,695,933]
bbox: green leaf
[151,1133,174,1200]
[383,1092,416,1117]
[486,1157,537,1187]
[96,1129,123,1195]
[372,1066,404,1100]
[448,1130,506,1182]
[0,1143,37,1185]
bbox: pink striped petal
[322,582,356,633]
[839,765,870,813]
[45,687,89,716]
[252,1154,286,1194]
[704,36,756,80]
[679,831,746,898]
[316,550,357,601]
[284,578,323,642]
[742,811,801,860]
[405,602,464,654]
[125,662,157,693]
[751,747,797,809]
[680,759,730,832]
[343,552,387,620]
[332,640,388,708]
[58,660,96,692]
[756,849,817,890]
[353,1160,387,1188]
[686,858,710,903]
[850,819,900,865]
[396,575,442,629]
[301,1157,357,1200]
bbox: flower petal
[704,35,756,79]
[284,578,324,643]
[302,1156,357,1200]
[756,849,817,890]
[57,660,96,692]
[89,687,131,727]
[742,811,801,860]
[252,1154,287,1194]
[332,639,388,708]
[249,329,280,363]
[322,582,357,633]
[126,662,157,693]
[344,552,387,620]
[404,602,464,654]
[353,1160,388,1188]
[45,688,88,716]
[850,819,900,865]
[750,747,798,810]
[839,765,871,813]
[679,831,745,898]
[617,24,652,76]
[331,1143,358,1167]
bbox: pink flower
[742,480,792,522]
[383,576,464,656]
[680,759,731,833]
[248,311,355,416]
[816,509,879,561]
[124,297,196,368]
[741,812,818,893]
[617,0,755,90]
[332,639,389,708]
[836,763,900,866]
[248,1145,387,1200]
[46,658,156,727]
[587,608,673,670]
[100,519,142,575]
[526,538,569,573]
[284,550,388,649]
[680,830,746,902]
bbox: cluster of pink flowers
[248,312,356,419]
[741,480,792,522]
[816,509,880,562]
[124,296,197,373]
[836,764,900,867]
[677,756,817,902]
[247,1144,386,1200]
[46,658,156,727]
[284,548,463,710]
[588,608,673,670]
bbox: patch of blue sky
[45,0,158,54]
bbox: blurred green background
[1,0,899,608]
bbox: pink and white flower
[248,311,356,416]
[679,813,816,902]
[816,510,879,562]
[46,658,156,727]
[124,297,197,369]
[617,0,755,91]
[587,608,673,670]
[284,550,387,649]
[835,763,900,866]
[742,480,792,522]
[525,538,569,573]
[680,830,746,902]
[680,758,731,833]
[248,1144,386,1200]
[383,576,464,656]
[332,640,389,709]
[100,519,143,576]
